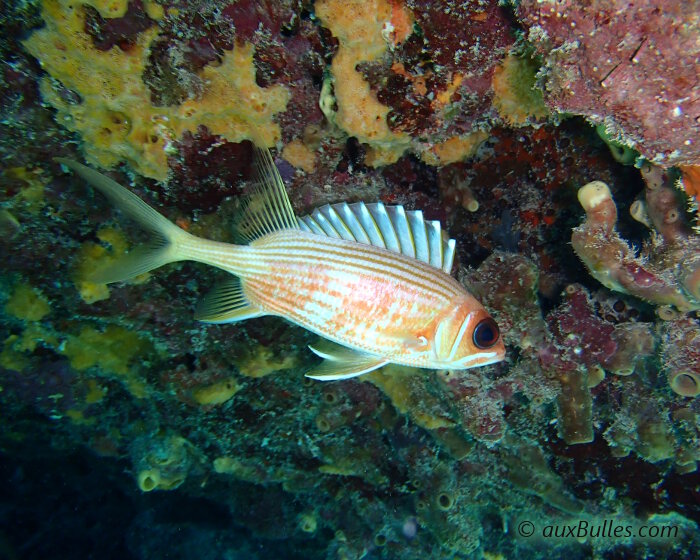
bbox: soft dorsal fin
[299,202,456,273]
[235,144,299,243]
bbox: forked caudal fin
[55,158,196,284]
[57,142,299,287]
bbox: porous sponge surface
[24,0,290,180]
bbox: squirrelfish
[57,145,505,380]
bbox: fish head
[432,301,506,369]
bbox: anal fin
[195,277,264,323]
[306,339,388,381]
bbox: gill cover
[433,303,473,363]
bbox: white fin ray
[300,204,356,241]
[298,215,325,236]
[367,203,400,252]
[299,202,456,273]
[427,220,443,270]
[324,205,356,240]
[308,338,363,361]
[443,238,456,274]
[385,205,415,258]
[306,340,388,381]
[407,210,430,265]
[235,144,299,243]
[337,203,371,243]
[356,202,386,248]
[312,210,342,238]
[195,277,264,323]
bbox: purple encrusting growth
[359,0,515,136]
[517,0,700,167]
[167,129,254,213]
[1,1,699,559]
[84,0,155,51]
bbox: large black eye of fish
[473,318,499,349]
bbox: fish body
[57,146,505,380]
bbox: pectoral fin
[306,340,388,381]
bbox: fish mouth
[476,353,506,367]
[448,347,506,369]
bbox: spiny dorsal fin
[235,144,299,243]
[195,277,264,323]
[299,202,456,273]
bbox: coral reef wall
[1,1,699,559]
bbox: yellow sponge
[24,1,289,180]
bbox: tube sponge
[578,181,611,210]
[669,371,700,398]
[576,181,617,231]
[137,469,161,492]
[298,513,318,534]
[556,369,594,444]
[131,434,200,492]
[136,467,185,492]
[661,316,700,398]
[601,323,655,376]
[436,491,455,511]
[573,178,699,310]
